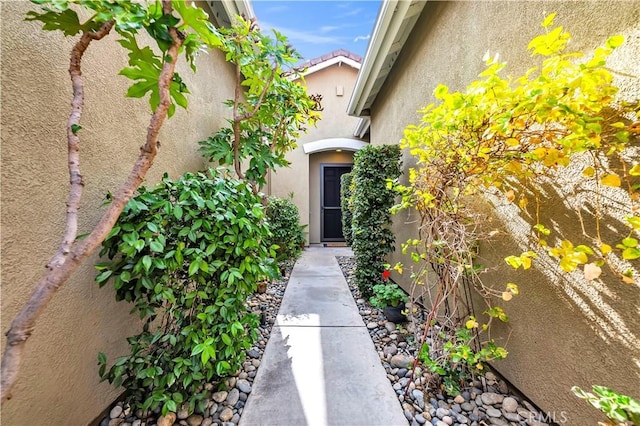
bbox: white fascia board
[347,0,415,117]
[221,0,255,22]
[299,56,362,78]
[353,117,371,138]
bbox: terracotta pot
[383,305,407,323]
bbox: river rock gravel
[100,255,554,426]
[336,256,554,426]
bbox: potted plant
[369,283,408,323]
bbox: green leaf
[173,204,183,220]
[150,240,164,253]
[71,124,82,135]
[165,399,177,414]
[25,8,90,36]
[95,270,112,285]
[622,248,640,260]
[221,333,232,346]
[188,260,200,276]
[142,255,152,271]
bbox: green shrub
[340,172,354,246]
[95,169,278,416]
[351,145,402,297]
[265,195,306,262]
[573,385,640,425]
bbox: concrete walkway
[240,247,407,426]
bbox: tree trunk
[1,0,183,403]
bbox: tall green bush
[95,169,277,416]
[340,172,354,247]
[265,195,306,262]
[351,145,402,296]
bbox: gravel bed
[336,256,554,426]
[99,261,293,426]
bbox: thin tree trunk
[1,0,182,403]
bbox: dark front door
[321,164,352,241]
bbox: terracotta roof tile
[299,49,362,69]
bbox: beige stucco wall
[369,1,640,423]
[269,63,364,243]
[1,2,235,424]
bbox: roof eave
[299,56,362,78]
[208,0,255,27]
[347,0,427,117]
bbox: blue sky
[252,1,382,62]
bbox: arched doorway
[304,138,367,244]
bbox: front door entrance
[321,164,352,241]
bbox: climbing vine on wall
[391,13,639,394]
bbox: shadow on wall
[479,153,640,377]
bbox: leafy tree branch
[1,0,218,403]
[199,17,322,195]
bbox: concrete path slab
[240,247,407,426]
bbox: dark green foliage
[351,145,402,297]
[340,172,354,247]
[96,169,278,416]
[265,195,306,262]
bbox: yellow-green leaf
[465,319,478,329]
[434,84,449,99]
[600,244,612,255]
[622,247,640,260]
[601,174,621,187]
[582,166,595,177]
[506,282,519,295]
[541,12,557,28]
[626,216,640,230]
[629,163,640,176]
[505,255,521,269]
[606,34,624,49]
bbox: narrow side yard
[337,256,557,426]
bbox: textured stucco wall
[369,1,640,423]
[0,2,235,424]
[269,64,362,243]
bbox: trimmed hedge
[340,172,354,247]
[351,145,402,297]
[265,195,306,262]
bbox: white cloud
[264,5,289,14]
[338,7,363,18]
[260,20,346,45]
[320,25,340,33]
[353,34,371,42]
